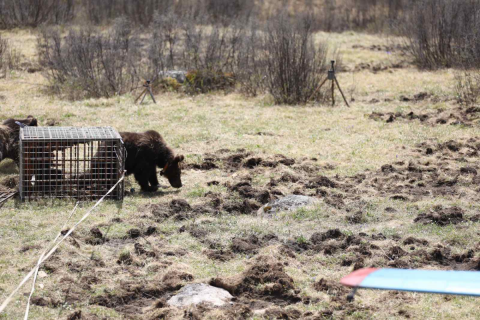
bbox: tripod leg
[334,76,350,108]
[140,91,148,104]
[148,87,157,104]
[331,79,335,106]
[309,77,328,101]
[134,88,147,104]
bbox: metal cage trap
[19,127,125,201]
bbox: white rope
[0,172,125,315]
[24,202,79,320]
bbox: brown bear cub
[0,115,37,164]
[120,130,184,192]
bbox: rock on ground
[158,70,187,83]
[167,283,233,307]
[257,195,319,216]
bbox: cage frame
[19,126,125,201]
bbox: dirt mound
[205,249,235,261]
[352,43,407,53]
[306,176,337,189]
[313,278,349,298]
[230,235,263,254]
[185,150,300,173]
[222,199,259,214]
[187,157,219,170]
[91,269,193,315]
[227,181,272,205]
[210,256,301,304]
[414,206,466,226]
[224,153,250,170]
[310,229,345,244]
[244,157,263,168]
[354,60,408,72]
[263,307,302,319]
[85,227,105,245]
[228,233,277,255]
[368,105,480,127]
[169,199,191,213]
[66,311,82,320]
[148,198,193,221]
[387,246,408,260]
[282,231,365,258]
[346,211,365,224]
[331,138,480,202]
[409,246,480,270]
[403,237,429,246]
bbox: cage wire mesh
[19,127,125,201]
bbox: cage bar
[19,127,125,201]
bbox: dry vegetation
[1,1,480,320]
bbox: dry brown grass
[0,30,479,319]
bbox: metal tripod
[311,60,350,107]
[134,80,157,104]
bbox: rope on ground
[0,172,125,315]
[24,202,79,320]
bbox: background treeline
[0,0,412,32]
[5,0,480,104]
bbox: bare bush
[0,0,74,29]
[152,11,184,69]
[38,19,141,99]
[0,35,20,76]
[205,0,255,25]
[85,0,175,27]
[455,71,480,106]
[84,0,253,26]
[179,20,246,72]
[402,0,480,69]
[235,22,264,97]
[265,0,412,33]
[260,14,330,104]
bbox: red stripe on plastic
[340,268,379,287]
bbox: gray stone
[159,70,187,83]
[167,283,233,307]
[258,195,319,216]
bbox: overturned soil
[368,104,480,127]
[28,140,480,319]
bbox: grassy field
[0,30,480,319]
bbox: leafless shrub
[152,11,183,69]
[402,0,480,69]
[176,20,247,93]
[84,0,253,27]
[0,35,21,76]
[0,0,74,29]
[38,19,141,99]
[455,71,480,106]
[235,22,265,97]
[260,14,330,104]
[205,0,255,25]
[268,0,412,33]
[85,0,176,26]
[180,21,245,72]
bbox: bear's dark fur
[0,115,38,164]
[120,130,184,192]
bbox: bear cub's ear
[27,116,37,126]
[174,155,184,163]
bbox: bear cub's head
[160,154,184,188]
